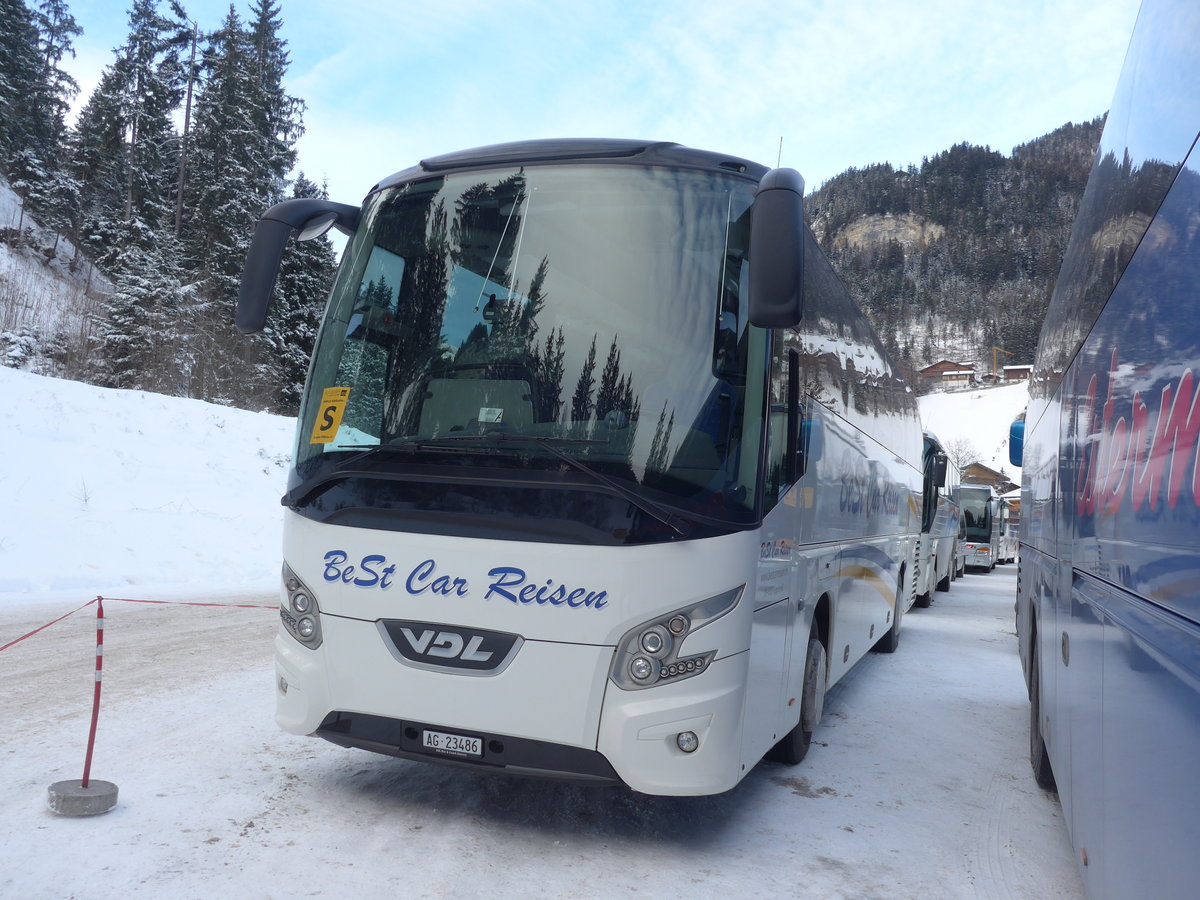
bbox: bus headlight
[280,563,323,649]
[609,585,743,690]
[639,626,669,656]
[630,656,657,682]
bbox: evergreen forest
[0,0,333,414]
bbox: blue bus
[1009,0,1200,893]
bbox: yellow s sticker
[310,387,351,444]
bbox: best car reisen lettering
[321,551,609,609]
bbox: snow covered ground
[1,367,1072,898]
[0,365,294,601]
[1,570,1077,899]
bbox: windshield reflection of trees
[774,228,917,428]
[333,170,750,517]
[1033,153,1198,399]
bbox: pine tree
[571,334,597,423]
[531,326,565,422]
[113,0,187,228]
[262,173,336,414]
[94,229,185,392]
[67,66,131,265]
[0,0,57,179]
[32,0,81,152]
[0,0,81,244]
[67,0,187,268]
[182,4,304,403]
[595,336,624,422]
[246,0,301,196]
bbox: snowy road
[0,567,1081,899]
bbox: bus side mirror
[748,168,805,328]
[933,452,948,488]
[236,198,361,334]
[1009,420,1025,467]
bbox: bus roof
[372,139,770,195]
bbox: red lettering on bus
[1076,351,1200,516]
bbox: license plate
[422,729,482,757]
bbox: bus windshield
[960,491,992,541]
[295,163,764,528]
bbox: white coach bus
[913,431,960,606]
[237,139,924,795]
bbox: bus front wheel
[768,635,827,765]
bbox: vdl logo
[379,620,523,675]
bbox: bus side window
[763,344,822,511]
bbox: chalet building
[960,461,1019,495]
[917,360,974,390]
[942,369,974,388]
[1003,364,1033,382]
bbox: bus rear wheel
[1030,644,1057,790]
[769,635,827,765]
[872,570,905,653]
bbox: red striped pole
[81,597,104,789]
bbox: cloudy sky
[62,0,1142,204]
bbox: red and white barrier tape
[0,594,276,653]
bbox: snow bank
[0,366,295,604]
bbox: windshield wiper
[327,433,692,537]
[338,434,608,450]
[465,432,692,537]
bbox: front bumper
[964,546,992,568]
[274,615,750,795]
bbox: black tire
[768,636,827,765]
[1030,644,1057,790]
[914,588,932,608]
[872,570,904,653]
[936,568,951,592]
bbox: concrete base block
[47,779,119,816]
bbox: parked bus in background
[914,432,960,606]
[954,511,967,577]
[1008,0,1200,893]
[959,484,1000,571]
[997,494,1019,565]
[236,139,924,796]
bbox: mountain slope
[809,117,1104,379]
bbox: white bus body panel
[275,485,913,794]
[277,512,771,794]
